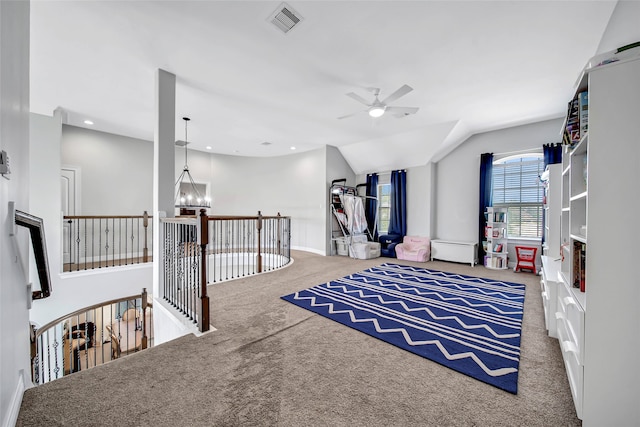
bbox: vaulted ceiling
[30,1,616,174]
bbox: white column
[153,69,176,298]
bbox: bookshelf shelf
[572,134,588,155]
[570,234,587,244]
[570,192,587,202]
[484,207,508,270]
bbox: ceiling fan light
[368,106,385,118]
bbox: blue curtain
[543,143,562,167]
[388,170,407,237]
[365,173,378,239]
[479,153,493,261]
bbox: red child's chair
[514,246,538,274]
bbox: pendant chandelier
[175,117,211,211]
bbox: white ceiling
[29,1,616,174]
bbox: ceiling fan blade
[345,92,371,106]
[381,84,413,105]
[337,110,366,120]
[385,106,419,117]
[365,87,381,97]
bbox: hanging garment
[341,194,367,234]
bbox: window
[492,154,544,239]
[377,183,391,234]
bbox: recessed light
[84,120,94,125]
[205,146,212,150]
[290,146,296,150]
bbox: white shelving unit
[484,206,508,269]
[558,73,589,421]
[555,55,640,425]
[542,163,562,258]
[540,255,561,338]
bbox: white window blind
[492,155,544,238]
[377,183,391,234]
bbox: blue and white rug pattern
[281,263,525,394]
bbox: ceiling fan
[338,84,419,120]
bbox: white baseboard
[3,370,26,427]
[291,245,325,256]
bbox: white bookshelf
[556,56,640,425]
[484,206,508,269]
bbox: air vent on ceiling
[175,140,189,147]
[269,3,303,34]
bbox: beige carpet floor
[17,250,581,426]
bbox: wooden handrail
[63,215,153,219]
[63,211,153,271]
[34,290,150,337]
[205,214,291,221]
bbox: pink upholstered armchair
[395,236,431,262]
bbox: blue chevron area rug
[281,263,525,394]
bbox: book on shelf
[489,256,505,269]
[491,228,506,239]
[494,243,503,252]
[578,91,588,139]
[572,241,586,292]
[564,98,581,146]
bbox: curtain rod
[478,147,543,160]
[493,147,542,157]
[366,169,407,176]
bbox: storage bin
[349,241,381,259]
[335,237,349,256]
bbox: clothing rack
[329,179,377,257]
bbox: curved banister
[34,290,151,337]
[31,288,152,385]
[161,211,291,334]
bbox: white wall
[355,163,434,239]
[29,112,63,287]
[406,163,433,238]
[596,0,640,55]
[29,116,154,342]
[434,118,563,243]
[209,147,328,253]
[326,145,356,253]
[61,126,333,254]
[0,1,32,425]
[62,125,154,215]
